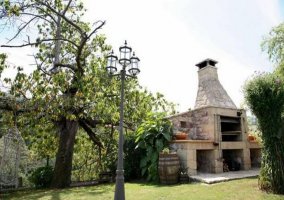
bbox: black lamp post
[106,41,140,200]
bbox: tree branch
[1,37,79,48]
[36,0,84,35]
[62,0,73,15]
[32,54,52,76]
[86,21,105,40]
[7,15,38,43]
[79,119,103,148]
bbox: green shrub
[244,73,284,194]
[135,112,173,182]
[124,135,144,181]
[28,166,54,188]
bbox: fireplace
[168,58,262,175]
[222,149,243,171]
[197,150,214,173]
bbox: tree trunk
[51,118,78,188]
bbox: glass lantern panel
[120,48,131,60]
[131,56,140,67]
[107,55,117,68]
[131,60,139,68]
[119,49,130,66]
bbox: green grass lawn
[1,178,284,200]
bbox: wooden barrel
[158,153,180,184]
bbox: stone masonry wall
[168,108,212,140]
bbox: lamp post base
[114,170,125,200]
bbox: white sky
[83,0,283,112]
[1,0,283,112]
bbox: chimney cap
[195,58,218,69]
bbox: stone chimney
[194,59,237,109]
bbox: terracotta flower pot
[175,133,187,140]
[248,135,255,142]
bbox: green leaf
[141,167,147,176]
[150,152,158,164]
[136,141,146,149]
[146,146,154,156]
[162,131,171,141]
[155,139,163,152]
[140,157,148,168]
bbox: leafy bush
[135,113,173,182]
[244,73,284,194]
[28,166,53,188]
[124,135,144,181]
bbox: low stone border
[190,169,260,184]
[70,180,99,187]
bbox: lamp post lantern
[106,41,140,200]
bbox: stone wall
[168,107,248,142]
[168,108,212,140]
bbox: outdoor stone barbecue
[168,59,261,175]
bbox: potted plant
[161,147,170,154]
[179,164,189,183]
